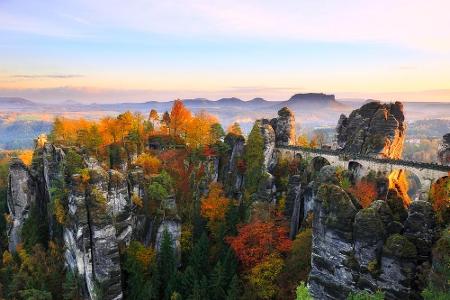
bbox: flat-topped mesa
[438,133,450,166]
[336,101,406,159]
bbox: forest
[0,100,449,300]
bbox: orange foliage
[227,122,242,135]
[201,183,229,222]
[430,176,449,212]
[18,150,33,166]
[170,100,192,137]
[226,219,292,268]
[348,180,378,208]
[185,111,218,148]
[135,153,161,175]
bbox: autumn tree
[348,180,378,208]
[135,153,161,176]
[226,219,291,268]
[185,111,218,148]
[170,100,192,137]
[297,134,309,147]
[149,109,159,124]
[246,254,284,300]
[228,122,242,136]
[201,183,230,237]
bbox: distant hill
[0,97,37,108]
[280,93,348,110]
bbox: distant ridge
[0,97,37,107]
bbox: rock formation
[272,107,296,147]
[336,101,406,158]
[308,180,437,299]
[437,133,450,165]
[6,158,36,252]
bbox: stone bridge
[276,145,450,200]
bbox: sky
[1,0,450,103]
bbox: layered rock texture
[337,101,406,158]
[6,143,177,300]
[308,180,438,299]
[438,133,450,165]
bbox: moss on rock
[383,234,417,259]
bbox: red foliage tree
[348,180,378,208]
[226,220,292,268]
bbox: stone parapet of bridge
[276,145,449,200]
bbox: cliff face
[7,145,139,300]
[337,101,406,159]
[438,133,450,165]
[6,159,37,252]
[308,180,437,299]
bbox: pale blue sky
[1,0,450,102]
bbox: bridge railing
[277,145,450,172]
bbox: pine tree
[188,232,209,277]
[209,261,226,300]
[158,228,177,299]
[226,274,241,300]
[244,122,265,194]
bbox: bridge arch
[310,156,331,173]
[388,169,422,202]
[348,161,365,182]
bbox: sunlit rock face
[437,133,450,165]
[336,101,405,159]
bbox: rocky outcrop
[6,159,37,252]
[309,183,437,299]
[272,107,296,146]
[223,134,245,199]
[258,120,276,171]
[437,133,450,165]
[155,218,182,265]
[65,158,124,300]
[309,184,358,299]
[336,101,405,159]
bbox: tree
[210,123,226,143]
[296,282,312,300]
[201,183,229,224]
[348,180,378,208]
[162,112,171,134]
[170,100,192,137]
[244,122,265,194]
[209,262,226,299]
[158,229,177,299]
[226,219,291,268]
[149,109,159,124]
[226,274,241,300]
[86,124,103,155]
[227,122,242,136]
[297,134,309,147]
[186,111,218,148]
[136,153,161,175]
[247,254,284,300]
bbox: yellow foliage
[131,193,143,208]
[18,150,33,166]
[185,111,218,148]
[247,254,284,300]
[80,168,90,184]
[135,153,161,175]
[180,223,193,254]
[4,213,12,224]
[297,135,309,147]
[2,250,13,266]
[54,199,66,224]
[227,122,242,135]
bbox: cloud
[11,74,84,79]
[1,0,450,51]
